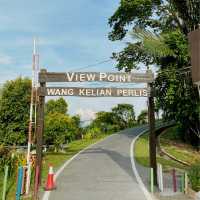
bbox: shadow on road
[81,146,138,183]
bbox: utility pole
[26,38,38,195]
[148,83,157,185]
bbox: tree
[108,0,200,145]
[71,115,82,139]
[91,111,117,132]
[44,112,73,152]
[112,104,136,129]
[109,0,200,41]
[92,111,114,125]
[137,110,148,125]
[0,78,31,145]
[45,98,68,115]
[44,98,81,149]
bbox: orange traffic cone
[44,165,56,191]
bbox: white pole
[157,164,160,190]
[157,164,164,192]
[25,38,37,195]
[159,164,164,192]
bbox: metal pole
[157,163,163,192]
[26,38,37,194]
[2,165,9,200]
[184,172,188,194]
[16,167,23,200]
[150,168,154,193]
[172,169,177,192]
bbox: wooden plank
[39,87,149,97]
[39,71,154,83]
[188,29,200,84]
[148,83,157,185]
[35,82,45,190]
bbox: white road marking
[130,129,156,200]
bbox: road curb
[157,129,190,166]
[130,129,158,200]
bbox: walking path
[43,126,153,200]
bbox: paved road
[46,126,148,200]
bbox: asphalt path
[44,126,150,200]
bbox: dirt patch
[155,193,193,200]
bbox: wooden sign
[39,71,154,83]
[41,87,149,97]
[188,29,200,84]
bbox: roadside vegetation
[134,132,186,170]
[134,126,200,191]
[135,126,200,169]
[160,126,200,165]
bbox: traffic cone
[44,165,56,191]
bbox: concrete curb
[158,129,190,166]
[130,129,158,200]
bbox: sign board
[188,29,200,84]
[39,71,154,83]
[41,87,149,97]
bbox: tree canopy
[45,98,68,115]
[44,98,81,150]
[137,110,148,125]
[0,78,31,145]
[91,103,136,132]
[108,0,200,144]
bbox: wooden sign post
[188,27,200,95]
[148,83,157,185]
[34,69,156,195]
[34,70,46,198]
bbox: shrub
[84,127,101,140]
[0,145,26,176]
[188,163,200,192]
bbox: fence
[149,164,188,195]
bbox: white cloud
[0,54,12,65]
[75,108,96,122]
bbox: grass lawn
[160,126,200,165]
[134,132,188,170]
[0,134,108,200]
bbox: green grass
[134,132,187,170]
[160,127,200,165]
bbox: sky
[0,0,150,121]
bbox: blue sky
[0,0,149,120]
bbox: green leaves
[45,97,68,115]
[108,0,162,41]
[90,103,136,133]
[112,103,136,129]
[0,78,31,145]
[108,0,200,145]
[137,110,148,124]
[44,98,81,151]
[131,28,174,58]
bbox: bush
[0,145,26,176]
[188,163,200,191]
[84,127,101,140]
